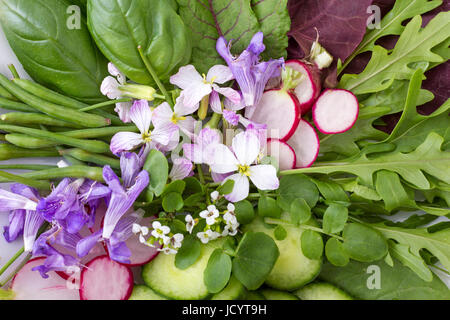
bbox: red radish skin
[287,120,320,168]
[249,89,301,141]
[313,89,359,134]
[285,60,321,115]
[11,257,80,300]
[80,255,133,300]
[266,138,296,170]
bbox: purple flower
[223,110,240,126]
[182,128,222,165]
[216,32,284,117]
[169,157,194,181]
[102,153,149,239]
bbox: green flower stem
[0,84,18,101]
[205,112,221,129]
[0,166,104,183]
[0,144,59,160]
[0,252,31,288]
[1,112,81,128]
[137,45,172,107]
[264,217,344,241]
[59,148,120,169]
[0,97,36,113]
[0,247,24,277]
[0,164,56,171]
[246,193,278,199]
[79,98,132,112]
[0,171,51,191]
[197,164,206,185]
[7,64,20,79]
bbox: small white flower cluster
[132,221,184,255]
[185,191,240,244]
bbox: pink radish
[80,255,133,300]
[266,138,296,170]
[248,89,301,141]
[287,120,320,168]
[285,60,321,115]
[11,257,80,300]
[313,89,359,134]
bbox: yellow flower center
[171,113,186,124]
[142,131,152,143]
[238,165,251,177]
[202,73,216,85]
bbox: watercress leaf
[273,225,287,241]
[323,204,348,234]
[325,238,350,267]
[222,237,237,256]
[87,0,191,84]
[204,248,232,293]
[234,200,255,225]
[250,0,290,61]
[300,230,323,260]
[184,193,204,207]
[0,0,108,102]
[162,192,184,212]
[289,198,311,225]
[143,149,169,197]
[277,174,319,211]
[342,223,388,262]
[319,259,450,300]
[258,196,281,218]
[175,235,201,270]
[217,179,235,195]
[162,180,186,196]
[311,178,349,202]
[340,12,450,95]
[232,232,279,290]
[168,219,187,234]
[375,170,417,212]
[176,0,260,74]
[388,240,434,282]
[183,177,203,196]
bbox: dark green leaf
[312,179,349,202]
[168,219,187,234]
[217,179,235,195]
[273,225,287,241]
[183,177,203,196]
[162,192,184,212]
[323,204,348,234]
[342,223,388,262]
[300,230,323,260]
[258,196,281,218]
[232,232,279,290]
[143,149,169,197]
[88,0,191,84]
[375,170,417,212]
[234,200,255,225]
[289,198,311,225]
[175,235,201,270]
[162,180,186,196]
[204,249,232,293]
[325,238,350,267]
[277,174,319,211]
[184,193,204,207]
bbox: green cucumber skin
[259,289,299,300]
[294,282,354,300]
[128,285,167,300]
[243,215,322,291]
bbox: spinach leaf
[319,259,450,300]
[87,0,191,85]
[0,0,108,103]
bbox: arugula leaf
[341,0,443,73]
[320,259,450,300]
[290,132,450,190]
[375,170,416,211]
[251,0,290,61]
[176,0,260,73]
[340,12,450,95]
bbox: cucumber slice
[244,291,266,300]
[295,282,354,300]
[211,276,245,300]
[128,285,167,300]
[259,289,299,300]
[142,238,225,300]
[244,215,322,291]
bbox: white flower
[199,205,220,225]
[196,229,220,244]
[159,247,178,255]
[185,214,197,234]
[151,221,170,239]
[222,224,238,237]
[170,65,241,112]
[210,191,220,202]
[182,128,222,165]
[132,223,149,235]
[171,233,184,249]
[169,157,193,181]
[152,98,197,138]
[210,131,279,202]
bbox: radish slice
[80,255,133,300]
[11,257,80,300]
[249,89,301,141]
[312,89,359,134]
[287,120,320,168]
[286,60,321,115]
[266,138,296,170]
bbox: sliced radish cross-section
[286,60,321,115]
[266,138,296,171]
[80,255,133,300]
[11,257,80,300]
[312,89,359,134]
[287,120,320,168]
[249,89,301,141]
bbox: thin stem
[0,252,31,288]
[8,64,20,79]
[206,112,221,129]
[79,98,132,112]
[0,164,56,170]
[0,171,51,191]
[137,45,172,107]
[197,164,206,185]
[0,247,24,277]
